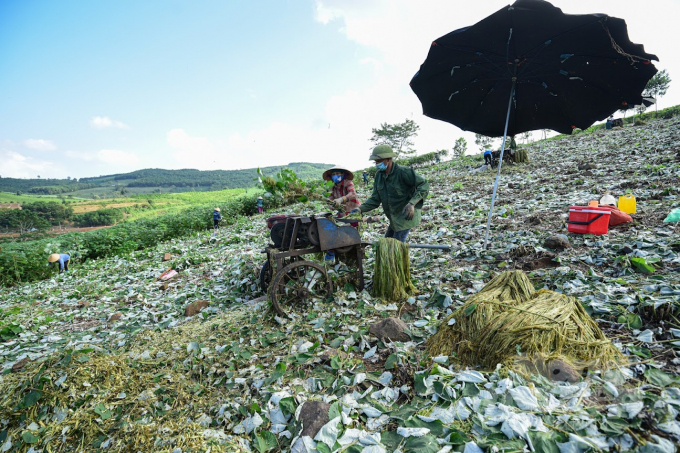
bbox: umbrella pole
[483,79,516,249]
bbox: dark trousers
[484,154,493,166]
[385,226,410,242]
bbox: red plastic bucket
[567,206,611,235]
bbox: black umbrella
[619,96,655,111]
[410,0,658,247]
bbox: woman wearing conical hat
[48,253,70,273]
[323,166,361,216]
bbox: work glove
[333,197,344,206]
[362,216,382,224]
[349,208,361,215]
[402,203,415,220]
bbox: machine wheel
[307,222,320,246]
[335,245,355,254]
[270,223,286,248]
[270,261,332,316]
[259,260,271,293]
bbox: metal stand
[483,78,516,249]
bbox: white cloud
[0,150,58,178]
[24,139,57,151]
[90,116,130,129]
[308,0,680,156]
[98,149,139,165]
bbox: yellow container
[619,194,636,214]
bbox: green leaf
[293,353,313,364]
[21,431,39,444]
[389,404,418,421]
[316,442,331,453]
[617,313,642,329]
[0,323,23,340]
[265,362,287,385]
[528,430,563,453]
[404,434,439,453]
[279,397,297,416]
[449,431,468,445]
[381,430,403,450]
[628,345,651,358]
[414,372,428,394]
[464,303,477,316]
[599,417,628,436]
[254,430,277,453]
[22,390,42,408]
[297,195,309,203]
[405,417,444,437]
[462,382,480,397]
[94,403,112,420]
[330,355,342,370]
[644,368,677,387]
[630,257,655,274]
[328,402,341,420]
[385,353,398,370]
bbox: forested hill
[0,162,332,195]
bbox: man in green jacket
[351,145,429,242]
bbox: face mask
[376,162,387,171]
[331,174,344,183]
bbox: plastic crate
[567,206,611,235]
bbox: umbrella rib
[432,44,509,72]
[517,18,605,62]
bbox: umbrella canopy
[619,96,655,111]
[410,0,658,137]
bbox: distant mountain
[0,163,333,197]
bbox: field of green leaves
[0,117,679,452]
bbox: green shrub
[0,193,286,287]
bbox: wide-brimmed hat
[48,253,60,263]
[369,145,398,160]
[257,196,263,200]
[322,166,354,181]
[214,207,221,212]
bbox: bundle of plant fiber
[514,148,530,163]
[372,237,415,301]
[426,270,535,362]
[473,289,624,370]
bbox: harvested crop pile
[426,270,535,364]
[475,289,624,369]
[0,317,251,452]
[427,271,624,371]
[372,238,415,301]
[514,148,530,163]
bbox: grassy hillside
[0,163,333,199]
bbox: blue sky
[1,0,678,179]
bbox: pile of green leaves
[257,167,332,204]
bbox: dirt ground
[71,202,141,213]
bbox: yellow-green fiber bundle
[474,289,624,369]
[514,148,529,163]
[427,269,624,371]
[372,238,415,301]
[426,271,535,363]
